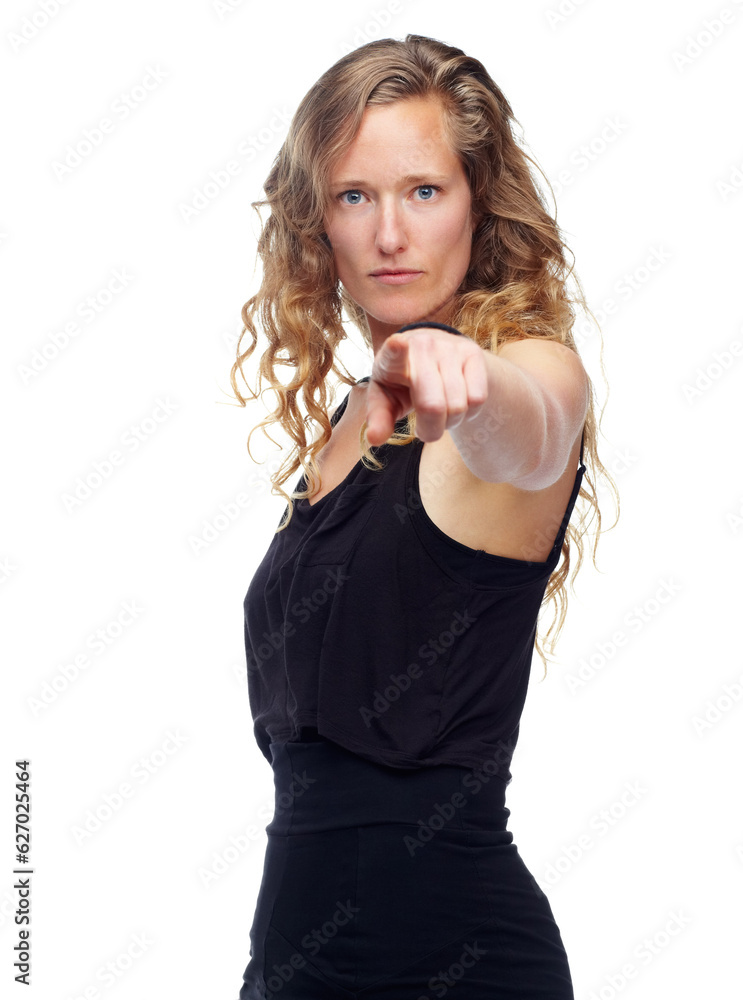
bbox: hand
[364,328,489,446]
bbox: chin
[366,297,441,329]
[346,281,459,333]
[368,313,424,335]
[383,302,455,330]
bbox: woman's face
[323,96,478,352]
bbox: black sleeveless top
[244,377,586,780]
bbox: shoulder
[495,337,589,413]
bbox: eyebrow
[329,173,451,190]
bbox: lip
[369,269,423,285]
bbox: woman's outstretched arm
[364,329,588,490]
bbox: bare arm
[448,337,589,490]
[365,329,588,490]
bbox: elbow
[511,375,588,492]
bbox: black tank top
[244,377,586,780]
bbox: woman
[231,33,615,1000]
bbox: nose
[375,199,408,255]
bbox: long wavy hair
[229,33,618,672]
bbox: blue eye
[341,190,363,205]
[416,185,436,200]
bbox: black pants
[238,736,574,999]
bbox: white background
[2,0,742,997]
